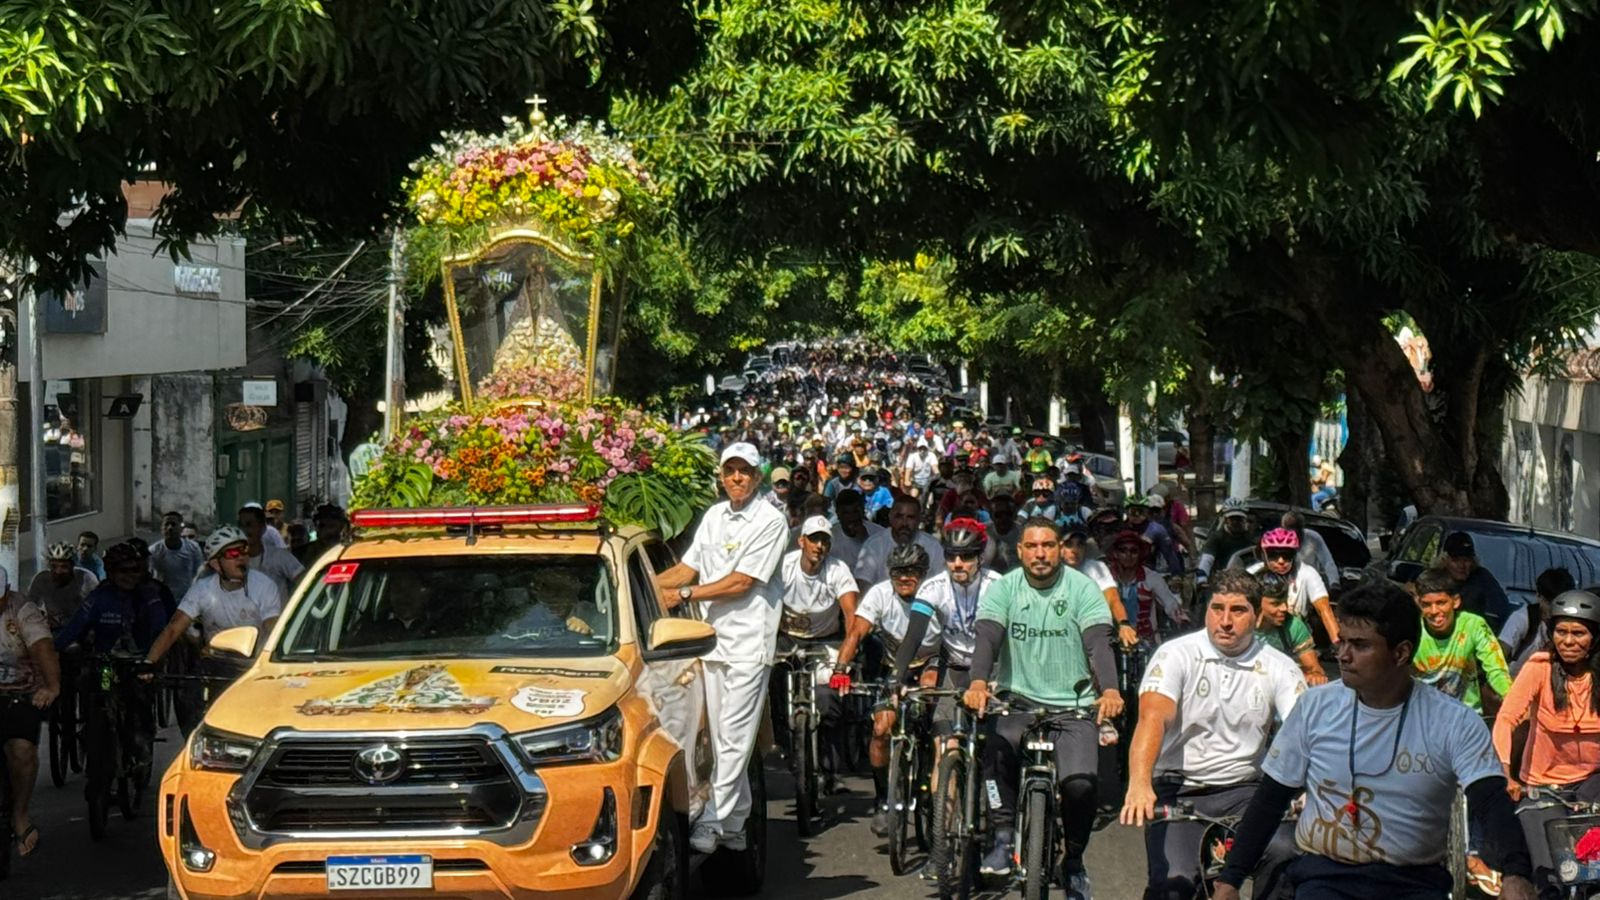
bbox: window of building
[43,379,96,520]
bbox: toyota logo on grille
[352,743,406,785]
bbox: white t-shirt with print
[0,596,52,692]
[1263,681,1502,867]
[682,499,789,665]
[779,551,858,640]
[855,581,944,665]
[854,529,946,588]
[1141,630,1306,786]
[177,569,284,644]
[919,569,1002,668]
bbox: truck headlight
[190,726,260,772]
[513,708,623,766]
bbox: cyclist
[142,527,284,671]
[962,517,1124,889]
[824,453,861,499]
[1019,476,1062,524]
[855,495,946,589]
[1249,528,1339,646]
[920,520,1002,744]
[858,467,895,520]
[987,492,1022,574]
[1063,528,1140,648]
[1215,580,1535,900]
[1,565,59,858]
[52,543,173,778]
[27,541,100,629]
[1492,589,1600,894]
[1197,499,1256,588]
[1256,572,1329,686]
[1129,496,1185,574]
[1441,532,1515,635]
[1024,437,1054,477]
[1411,568,1512,713]
[1121,568,1305,900]
[983,457,1023,500]
[1106,529,1190,643]
[1058,461,1098,515]
[1499,567,1574,677]
[1281,512,1341,593]
[830,488,883,571]
[829,542,946,837]
[772,516,861,788]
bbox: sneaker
[870,806,891,838]
[721,829,749,852]
[980,828,1015,876]
[1067,868,1093,900]
[689,822,720,855]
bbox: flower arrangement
[351,398,717,539]
[407,116,656,250]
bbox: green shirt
[1412,611,1513,712]
[977,565,1112,708]
[1257,616,1313,658]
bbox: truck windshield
[275,555,617,661]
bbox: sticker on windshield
[490,665,608,679]
[510,686,586,718]
[297,665,496,716]
[322,562,360,584]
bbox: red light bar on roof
[350,504,601,529]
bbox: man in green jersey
[1411,568,1512,712]
[963,517,1124,893]
[1256,572,1328,685]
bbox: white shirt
[779,551,857,640]
[853,529,946,588]
[262,526,287,550]
[177,569,284,644]
[830,520,884,570]
[1141,630,1306,786]
[1074,558,1117,593]
[682,498,789,665]
[1498,605,1546,676]
[855,581,944,664]
[905,450,937,485]
[919,569,1002,667]
[1264,681,1502,867]
[150,538,205,600]
[1247,562,1329,619]
[248,546,306,604]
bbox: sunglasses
[1265,550,1296,561]
[774,480,791,487]
[889,568,924,579]
[948,550,981,562]
[218,545,248,560]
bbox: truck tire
[631,801,686,900]
[699,756,767,896]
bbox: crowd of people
[0,499,350,859]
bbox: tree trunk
[1186,369,1219,521]
[1338,386,1370,533]
[1265,424,1313,508]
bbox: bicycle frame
[1521,787,1600,892]
[1006,703,1097,894]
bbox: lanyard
[1346,688,1412,825]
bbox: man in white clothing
[239,504,305,603]
[656,442,789,855]
[854,495,945,588]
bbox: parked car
[1200,500,1372,590]
[1386,516,1600,609]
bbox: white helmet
[203,526,248,561]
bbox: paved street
[7,725,1148,900]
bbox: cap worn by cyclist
[1443,532,1476,558]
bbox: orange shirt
[1492,652,1600,786]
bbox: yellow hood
[205,656,634,738]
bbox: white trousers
[700,659,771,835]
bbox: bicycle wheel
[887,739,917,875]
[1447,791,1468,900]
[914,745,933,852]
[792,710,819,837]
[83,700,111,840]
[929,753,973,900]
[1020,784,1052,900]
[48,710,67,788]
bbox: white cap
[801,515,833,537]
[1064,463,1083,475]
[917,438,929,448]
[1144,494,1165,509]
[719,442,762,468]
[242,500,264,510]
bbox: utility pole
[26,271,44,576]
[382,229,406,440]
[0,265,19,585]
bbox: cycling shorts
[0,693,43,744]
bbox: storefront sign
[242,379,278,406]
[174,264,221,298]
[42,260,108,334]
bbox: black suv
[1386,516,1600,608]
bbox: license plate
[326,855,433,891]
[1026,740,1055,751]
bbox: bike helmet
[1109,529,1149,551]
[887,542,931,574]
[1260,528,1301,551]
[45,541,76,561]
[942,519,988,555]
[1032,477,1056,493]
[1551,590,1600,627]
[1220,497,1249,519]
[125,536,152,559]
[1258,571,1291,600]
[204,526,249,561]
[102,542,143,571]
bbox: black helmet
[1551,590,1600,627]
[102,542,143,572]
[1258,571,1291,600]
[942,520,987,555]
[887,542,930,574]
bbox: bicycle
[884,685,961,876]
[1115,641,1151,780]
[927,699,986,900]
[1145,800,1299,900]
[777,641,835,837]
[46,651,83,787]
[1518,786,1600,898]
[0,694,21,880]
[80,651,156,839]
[1004,700,1102,900]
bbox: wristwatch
[678,586,693,603]
[1117,619,1132,629]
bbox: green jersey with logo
[1412,611,1512,712]
[977,566,1112,708]
[1258,616,1313,658]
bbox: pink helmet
[1260,528,1300,551]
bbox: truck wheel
[630,801,686,900]
[699,756,767,896]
